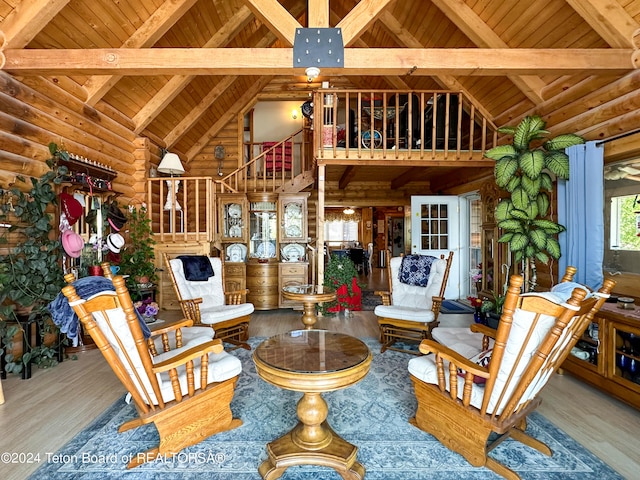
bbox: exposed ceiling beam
[84,0,199,106]
[338,165,357,189]
[0,0,69,49]
[186,75,273,161]
[377,10,494,121]
[430,0,545,104]
[565,0,638,48]
[164,76,237,148]
[337,0,394,47]
[243,0,301,46]
[132,5,255,133]
[390,167,426,189]
[308,0,329,27]
[2,48,633,75]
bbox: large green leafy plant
[120,203,157,295]
[484,115,584,291]
[0,143,67,373]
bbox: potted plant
[321,254,363,315]
[119,203,157,298]
[0,142,67,374]
[484,115,584,291]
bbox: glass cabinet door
[279,194,308,243]
[218,194,247,243]
[249,195,277,260]
[610,322,640,388]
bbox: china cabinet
[478,180,510,297]
[279,193,309,244]
[279,263,309,308]
[218,193,248,243]
[562,302,640,410]
[248,193,278,260]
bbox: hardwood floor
[1,267,638,479]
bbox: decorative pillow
[458,348,492,384]
[177,255,214,281]
[399,255,437,287]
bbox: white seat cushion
[374,304,435,323]
[199,302,254,325]
[389,256,448,309]
[150,325,214,353]
[431,327,492,359]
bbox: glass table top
[282,284,332,295]
[254,330,370,374]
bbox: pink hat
[61,230,84,258]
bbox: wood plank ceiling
[1,0,639,190]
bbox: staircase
[215,129,315,195]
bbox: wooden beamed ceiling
[1,0,639,192]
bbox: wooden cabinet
[218,193,248,243]
[248,193,278,261]
[246,261,279,310]
[279,193,308,243]
[223,261,246,299]
[279,262,309,308]
[479,181,511,296]
[561,303,640,410]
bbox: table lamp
[157,152,185,211]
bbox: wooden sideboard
[562,302,640,410]
[246,261,279,310]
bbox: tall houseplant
[484,115,584,291]
[120,203,157,296]
[0,143,67,373]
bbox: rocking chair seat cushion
[389,256,448,309]
[199,303,255,324]
[93,308,241,405]
[150,325,214,353]
[431,327,492,359]
[374,304,435,323]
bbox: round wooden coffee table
[253,330,372,479]
[281,284,336,329]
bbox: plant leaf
[536,192,550,216]
[535,251,550,264]
[546,238,562,259]
[495,200,513,222]
[546,151,570,179]
[509,208,530,220]
[527,115,547,136]
[532,219,565,233]
[511,187,530,210]
[544,133,584,151]
[498,233,514,243]
[524,200,539,220]
[510,233,528,251]
[540,172,554,191]
[530,229,548,250]
[506,175,521,192]
[484,144,517,160]
[513,117,532,151]
[498,219,525,233]
[495,157,519,188]
[521,174,542,198]
[519,150,545,178]
[498,126,517,135]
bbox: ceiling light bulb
[305,66,320,82]
[343,207,355,215]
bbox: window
[325,220,358,246]
[603,158,640,275]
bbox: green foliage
[484,115,584,290]
[321,254,362,314]
[119,204,157,292]
[0,142,67,373]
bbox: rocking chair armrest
[148,318,195,337]
[179,297,204,306]
[374,290,391,305]
[470,323,497,339]
[225,289,249,305]
[151,338,224,373]
[225,288,249,296]
[418,339,490,381]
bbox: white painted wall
[253,101,304,142]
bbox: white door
[410,195,460,299]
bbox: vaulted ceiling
[1,0,639,168]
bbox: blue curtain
[557,141,604,289]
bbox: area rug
[361,290,382,311]
[30,338,622,479]
[441,299,475,314]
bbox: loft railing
[146,176,213,243]
[313,90,499,161]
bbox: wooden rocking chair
[374,251,453,353]
[407,271,615,479]
[164,253,253,350]
[61,270,243,468]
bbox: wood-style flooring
[1,267,639,480]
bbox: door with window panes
[411,196,460,299]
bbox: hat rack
[58,153,117,193]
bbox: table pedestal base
[258,392,364,480]
[259,421,364,480]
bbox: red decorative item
[327,277,362,312]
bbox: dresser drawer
[280,263,307,276]
[247,275,279,287]
[225,264,245,276]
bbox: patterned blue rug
[441,300,475,314]
[30,338,622,479]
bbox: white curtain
[557,141,604,289]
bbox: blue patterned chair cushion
[399,255,437,287]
